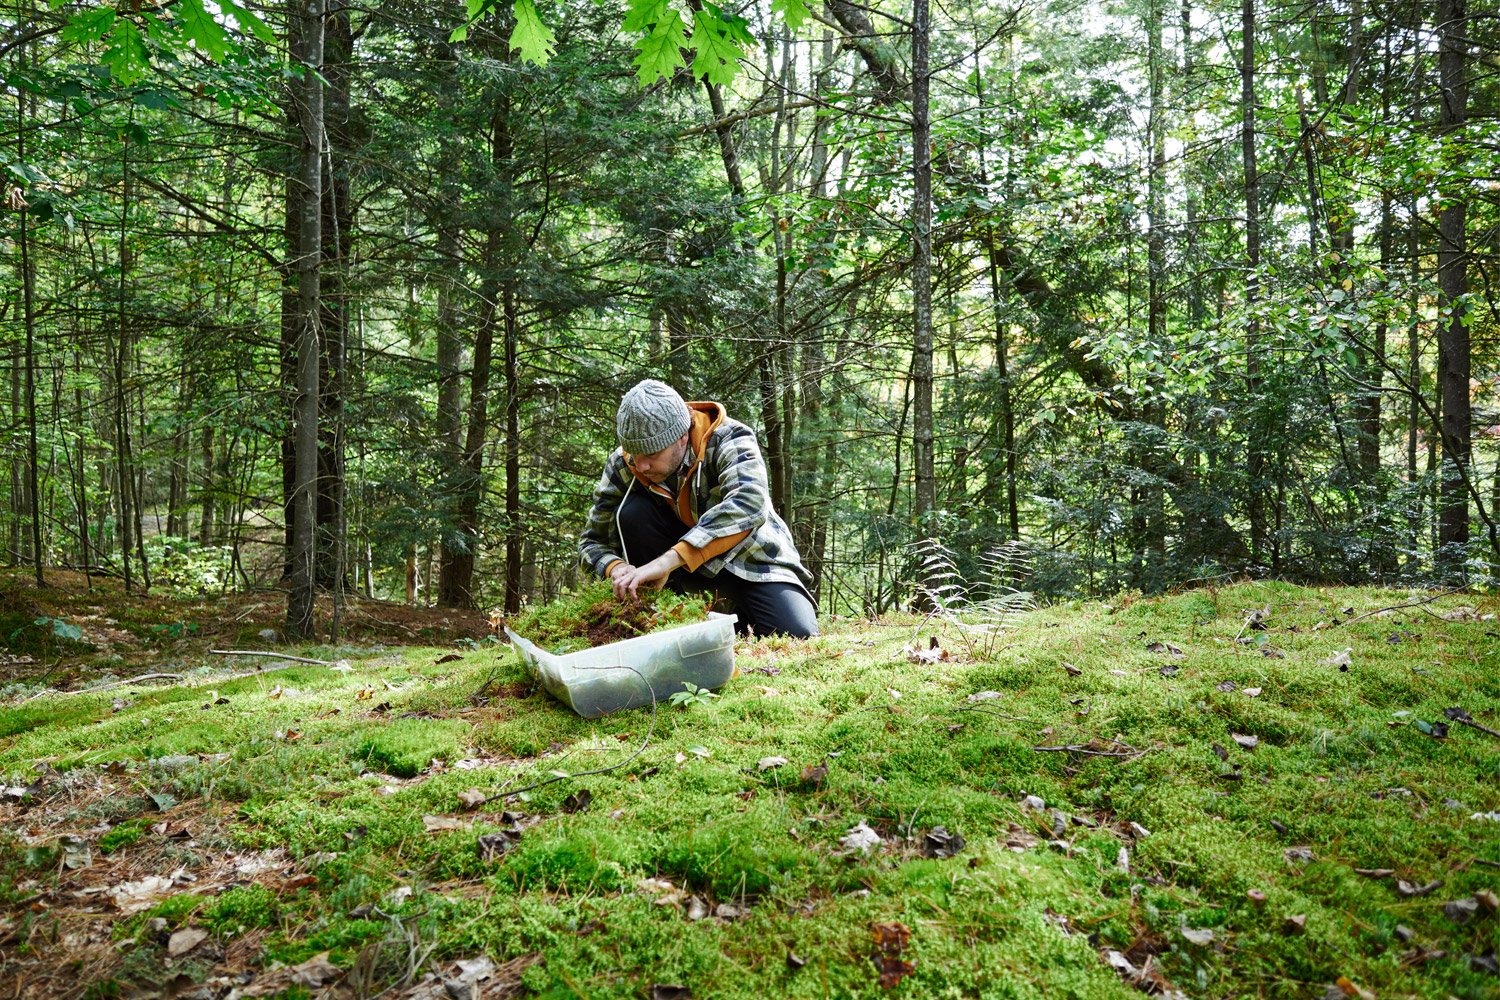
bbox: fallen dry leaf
[840,821,883,855]
[108,875,175,915]
[1395,879,1443,898]
[167,926,208,957]
[873,955,915,989]
[423,814,470,833]
[1444,896,1481,923]
[922,826,965,859]
[227,952,341,999]
[1320,648,1352,667]
[477,828,522,862]
[870,921,914,988]
[905,644,950,664]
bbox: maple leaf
[688,6,750,86]
[633,9,687,85]
[771,0,812,31]
[510,0,557,65]
[102,19,151,85]
[623,0,671,33]
[177,0,229,59]
[219,0,275,43]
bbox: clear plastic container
[505,612,738,718]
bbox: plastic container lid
[505,612,738,719]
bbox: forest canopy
[2,0,1497,633]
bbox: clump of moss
[505,581,709,654]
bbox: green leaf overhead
[510,0,557,66]
[770,0,811,32]
[688,5,750,87]
[101,17,151,85]
[177,0,230,61]
[622,0,670,34]
[631,7,686,85]
[61,7,115,46]
[218,0,276,44]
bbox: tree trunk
[116,133,138,592]
[434,39,469,603]
[1435,0,1468,568]
[442,223,497,611]
[166,368,191,538]
[18,126,42,586]
[199,424,216,545]
[910,0,935,538]
[503,282,522,614]
[286,0,326,639]
[1144,0,1167,559]
[317,0,353,592]
[1241,0,1265,559]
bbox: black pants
[617,488,818,639]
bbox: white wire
[616,475,636,568]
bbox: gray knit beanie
[616,379,691,455]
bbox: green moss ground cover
[0,582,1497,999]
[505,581,711,653]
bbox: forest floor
[0,572,1497,1000]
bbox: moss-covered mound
[505,581,710,653]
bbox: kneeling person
[579,379,818,639]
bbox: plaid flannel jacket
[579,408,814,591]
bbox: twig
[1444,707,1500,741]
[1030,745,1141,758]
[18,672,185,701]
[1340,588,1468,625]
[1031,737,1147,759]
[948,705,1031,723]
[85,672,185,689]
[207,649,332,665]
[903,792,931,842]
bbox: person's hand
[611,550,684,600]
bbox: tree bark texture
[910,0,935,536]
[287,0,326,638]
[1436,0,1468,563]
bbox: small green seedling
[667,682,720,709]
